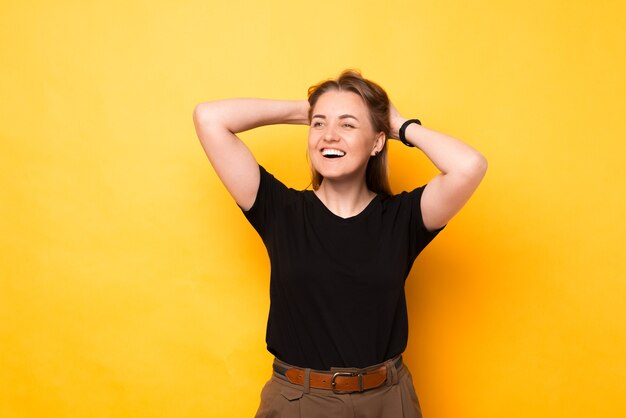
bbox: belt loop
[385,359,398,386]
[303,368,311,394]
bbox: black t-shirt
[243,165,443,370]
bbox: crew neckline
[306,190,380,222]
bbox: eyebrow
[311,114,359,121]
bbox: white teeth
[321,149,346,157]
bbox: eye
[312,120,324,128]
[342,123,355,129]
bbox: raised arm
[389,104,488,231]
[193,99,309,210]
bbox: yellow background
[1,0,625,417]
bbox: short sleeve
[406,185,446,258]
[241,165,292,240]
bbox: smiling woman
[193,70,487,418]
[307,71,392,198]
[309,90,387,202]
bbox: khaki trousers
[254,358,423,418]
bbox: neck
[314,179,376,219]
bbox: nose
[323,126,339,142]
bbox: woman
[193,70,487,417]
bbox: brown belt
[273,356,403,394]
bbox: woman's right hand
[193,99,310,210]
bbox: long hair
[307,70,392,195]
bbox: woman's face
[308,90,384,185]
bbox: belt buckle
[331,371,363,394]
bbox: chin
[311,154,368,182]
[318,168,362,185]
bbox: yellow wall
[1,0,624,417]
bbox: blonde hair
[307,70,392,195]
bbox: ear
[371,132,386,156]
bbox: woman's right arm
[193,99,309,210]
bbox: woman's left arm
[389,105,488,232]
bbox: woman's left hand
[388,102,406,140]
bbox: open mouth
[321,148,346,159]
